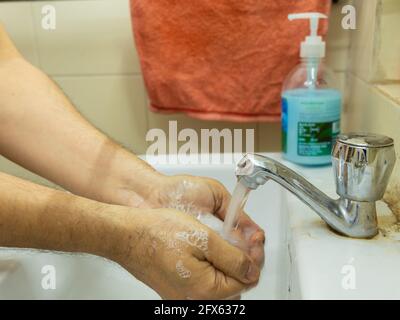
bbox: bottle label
[282,98,288,153]
[281,88,342,164]
[297,121,340,156]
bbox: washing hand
[150,176,265,267]
[0,24,262,301]
[112,208,260,300]
[0,171,259,300]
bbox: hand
[150,175,265,267]
[111,208,260,300]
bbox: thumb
[205,232,260,284]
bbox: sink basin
[285,157,400,300]
[2,152,399,299]
[0,153,290,299]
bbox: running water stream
[195,179,251,244]
[222,180,251,238]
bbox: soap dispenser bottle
[282,12,341,166]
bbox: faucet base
[335,199,378,239]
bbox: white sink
[0,153,290,300]
[284,157,400,300]
[2,152,399,299]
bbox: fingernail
[246,264,259,282]
[252,233,265,245]
[255,237,265,245]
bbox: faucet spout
[236,153,385,239]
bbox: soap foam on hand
[164,178,250,249]
[197,182,264,271]
[164,178,264,288]
[197,212,249,252]
[197,212,224,234]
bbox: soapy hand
[114,208,260,300]
[151,176,265,268]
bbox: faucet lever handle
[331,133,396,202]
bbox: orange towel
[130,0,331,122]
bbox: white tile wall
[326,0,351,73]
[343,0,400,184]
[31,0,141,75]
[349,0,400,82]
[347,0,378,82]
[376,84,400,105]
[378,0,400,81]
[0,0,353,183]
[146,109,259,153]
[53,75,148,153]
[258,122,282,152]
[0,2,38,65]
[343,74,400,182]
[0,155,57,188]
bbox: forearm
[0,171,127,258]
[0,26,162,207]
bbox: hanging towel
[130,0,331,122]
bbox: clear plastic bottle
[282,13,342,166]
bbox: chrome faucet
[236,133,396,239]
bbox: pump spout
[288,12,328,58]
[288,12,328,37]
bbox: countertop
[282,158,400,299]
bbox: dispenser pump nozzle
[288,12,328,58]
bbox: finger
[228,226,265,268]
[210,267,260,300]
[249,225,266,243]
[205,232,260,285]
[248,242,265,268]
[213,271,248,300]
[184,258,249,300]
[212,186,265,243]
[237,211,260,229]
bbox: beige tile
[53,75,148,154]
[324,0,352,73]
[348,0,400,82]
[376,84,400,104]
[348,0,379,82]
[326,47,349,72]
[257,122,281,152]
[334,72,347,94]
[332,71,348,108]
[343,74,400,181]
[147,110,259,154]
[0,156,57,187]
[377,0,400,81]
[0,2,38,65]
[326,0,351,49]
[32,0,140,75]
